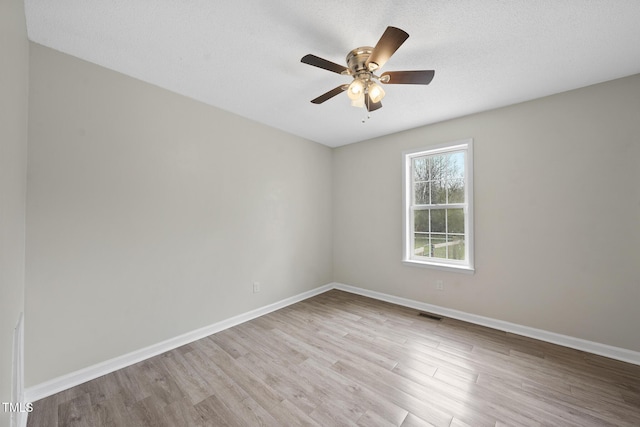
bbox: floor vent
[418,312,442,321]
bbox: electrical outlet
[253,282,261,293]
[435,280,444,291]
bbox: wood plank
[57,394,94,427]
[26,395,58,427]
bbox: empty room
[2,1,640,426]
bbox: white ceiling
[24,1,640,147]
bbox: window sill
[402,259,475,274]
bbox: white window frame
[402,139,474,273]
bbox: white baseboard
[12,313,25,427]
[16,413,27,427]
[24,284,333,403]
[23,281,640,406]
[332,282,640,366]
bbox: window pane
[447,208,465,234]
[432,181,445,204]
[431,234,446,259]
[447,179,465,203]
[414,233,429,256]
[448,152,465,180]
[414,210,429,232]
[430,155,446,181]
[413,157,428,181]
[430,209,445,233]
[427,156,435,181]
[447,235,465,260]
[414,182,429,205]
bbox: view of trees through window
[412,151,466,261]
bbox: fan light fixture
[347,77,386,109]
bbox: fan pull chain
[362,92,371,123]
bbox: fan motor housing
[346,47,373,75]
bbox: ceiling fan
[301,26,435,112]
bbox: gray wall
[25,44,333,386]
[0,0,29,426]
[333,74,640,352]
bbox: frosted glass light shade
[368,82,385,103]
[350,93,365,108]
[347,79,365,100]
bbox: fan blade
[301,54,349,74]
[380,70,435,85]
[310,85,348,104]
[366,26,409,71]
[365,93,383,112]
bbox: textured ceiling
[24,1,640,147]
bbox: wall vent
[418,312,442,321]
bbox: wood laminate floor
[28,290,640,426]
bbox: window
[403,139,474,272]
